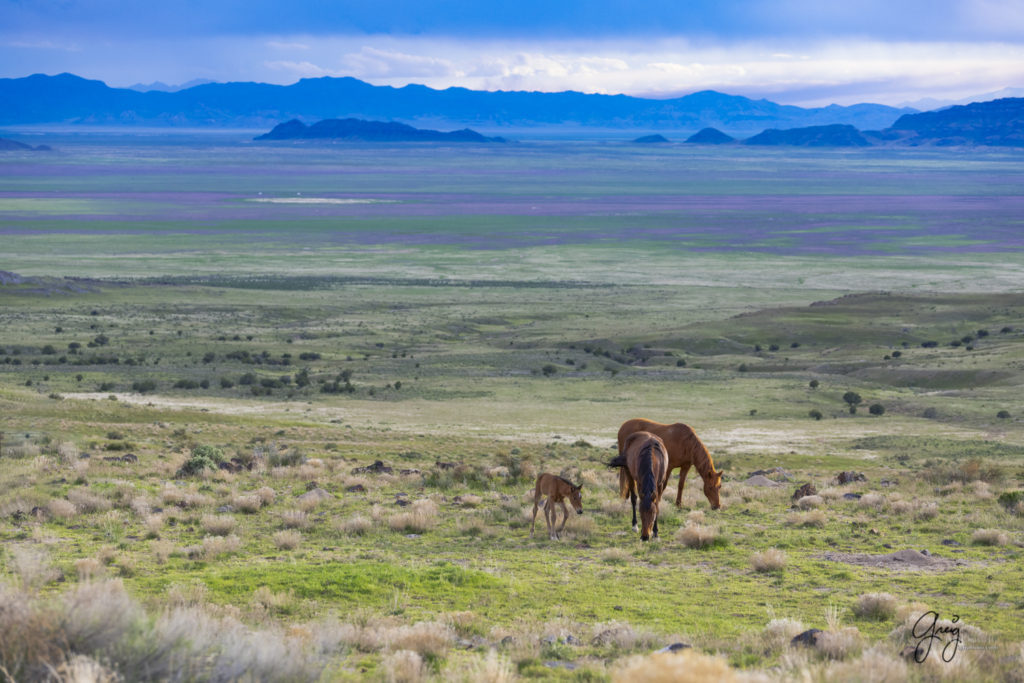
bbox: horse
[606,431,669,540]
[529,473,584,540]
[616,418,722,510]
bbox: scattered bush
[852,593,897,620]
[971,528,1009,546]
[868,403,885,416]
[676,524,719,549]
[200,514,236,536]
[751,548,786,572]
[272,530,302,550]
[177,445,225,477]
[809,409,823,420]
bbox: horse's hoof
[632,525,639,533]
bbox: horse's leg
[675,463,691,507]
[547,500,558,540]
[653,511,659,539]
[630,489,638,533]
[558,500,570,535]
[530,497,540,537]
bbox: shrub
[280,510,310,529]
[868,403,885,416]
[808,409,823,420]
[200,515,236,536]
[676,524,718,548]
[842,391,862,413]
[997,491,1024,514]
[272,530,302,550]
[997,410,1011,419]
[177,445,224,477]
[971,528,1009,546]
[751,548,786,572]
[809,379,819,389]
[852,593,898,620]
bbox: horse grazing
[607,431,669,540]
[616,418,722,510]
[530,473,584,540]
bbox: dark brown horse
[616,418,722,510]
[530,473,584,540]
[607,431,669,540]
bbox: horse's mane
[636,441,661,511]
[556,475,576,488]
[679,425,716,478]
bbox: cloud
[266,40,311,51]
[339,46,459,79]
[264,60,334,78]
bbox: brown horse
[616,418,722,510]
[607,431,669,540]
[530,473,584,540]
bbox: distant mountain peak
[255,118,505,143]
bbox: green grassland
[1,137,1023,680]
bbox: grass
[1,138,1024,679]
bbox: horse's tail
[607,453,632,499]
[637,442,657,511]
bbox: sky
[2,0,1023,107]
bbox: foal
[530,473,584,540]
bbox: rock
[941,539,961,546]
[565,635,581,646]
[500,636,516,646]
[217,505,234,513]
[835,471,866,485]
[791,629,823,648]
[435,460,458,470]
[655,642,692,653]
[743,475,783,487]
[842,493,862,500]
[121,453,138,463]
[345,484,366,493]
[352,460,392,474]
[792,483,818,500]
[543,661,577,670]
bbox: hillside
[884,97,1024,146]
[0,72,913,134]
[254,118,504,143]
[745,124,871,147]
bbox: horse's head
[638,498,657,541]
[705,469,724,510]
[569,483,584,515]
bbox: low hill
[744,124,871,147]
[254,118,505,143]
[632,134,669,143]
[685,127,735,144]
[884,97,1024,146]
[0,137,52,151]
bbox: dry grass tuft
[273,529,302,550]
[599,547,632,564]
[337,514,373,536]
[761,618,804,651]
[796,494,823,509]
[446,649,516,683]
[816,626,863,660]
[232,494,262,513]
[281,509,310,529]
[187,535,241,560]
[381,649,425,683]
[255,486,276,506]
[74,557,102,581]
[686,510,706,525]
[853,592,898,620]
[676,524,718,548]
[916,501,940,520]
[152,539,175,564]
[389,499,439,533]
[611,649,736,682]
[68,488,112,514]
[858,493,885,510]
[200,514,236,536]
[825,645,908,682]
[47,498,78,520]
[751,548,787,572]
[971,528,1009,546]
[786,509,827,527]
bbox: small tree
[842,391,863,414]
[869,403,885,416]
[809,409,823,421]
[809,379,819,389]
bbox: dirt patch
[819,549,967,571]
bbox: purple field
[2,137,1024,256]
